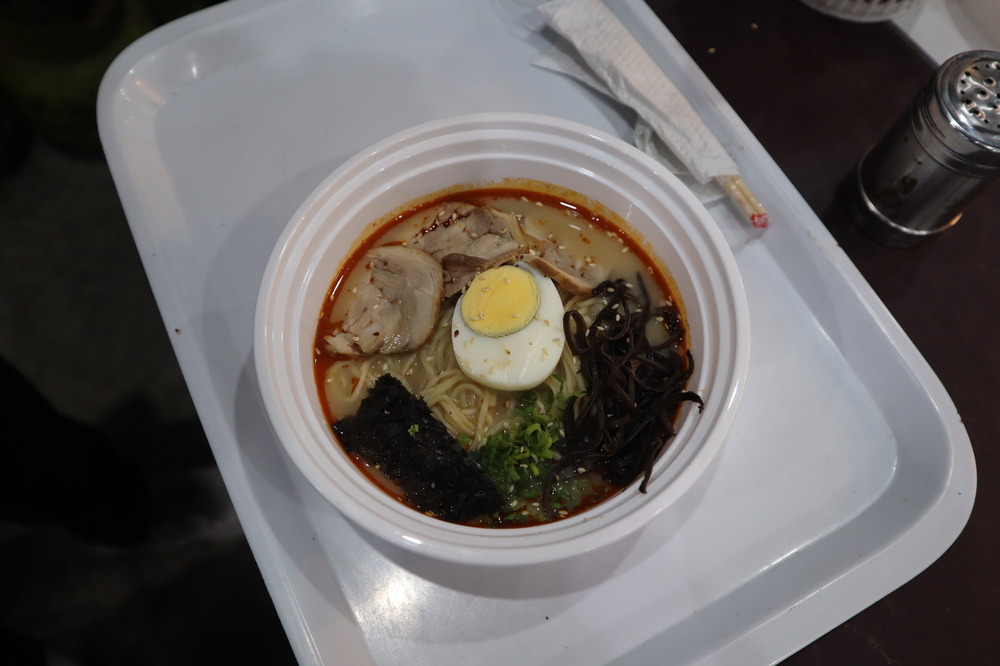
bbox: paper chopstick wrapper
[536,0,768,228]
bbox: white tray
[97,1,976,663]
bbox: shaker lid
[935,51,1000,154]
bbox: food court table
[655,0,997,663]
[97,0,991,663]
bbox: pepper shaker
[852,50,1000,247]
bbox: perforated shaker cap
[934,50,1000,167]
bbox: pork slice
[325,245,443,357]
[409,203,530,295]
[438,246,525,298]
[521,246,609,296]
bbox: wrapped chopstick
[537,0,768,229]
[716,175,769,228]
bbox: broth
[313,180,693,527]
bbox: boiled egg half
[452,263,565,391]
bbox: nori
[332,374,503,523]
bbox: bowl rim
[254,111,750,566]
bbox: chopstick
[716,174,769,229]
[538,0,770,231]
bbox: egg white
[451,263,565,391]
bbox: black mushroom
[323,245,443,357]
[544,277,703,508]
[408,203,531,297]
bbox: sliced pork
[324,245,443,357]
[521,246,609,296]
[408,203,530,296]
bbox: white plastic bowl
[254,112,749,566]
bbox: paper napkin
[535,0,738,204]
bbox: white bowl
[254,112,749,566]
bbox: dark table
[647,0,998,663]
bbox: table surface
[651,1,998,663]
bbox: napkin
[535,0,767,227]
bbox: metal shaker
[853,50,1000,247]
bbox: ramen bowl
[254,112,749,566]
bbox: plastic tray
[97,1,975,663]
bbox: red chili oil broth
[312,181,689,527]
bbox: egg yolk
[460,265,540,337]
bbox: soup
[313,180,701,527]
